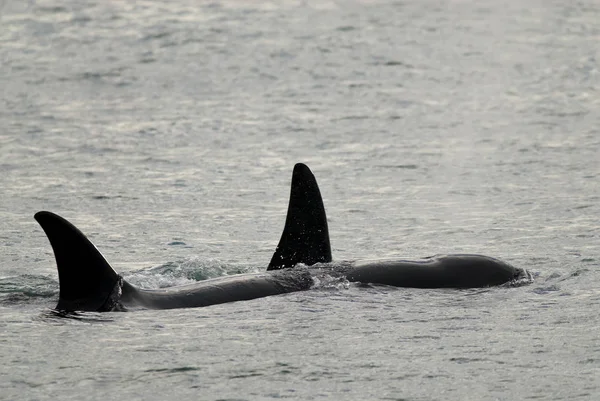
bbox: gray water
[1,0,599,399]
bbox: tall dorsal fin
[34,211,120,312]
[268,163,332,270]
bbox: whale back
[35,211,121,312]
[346,254,523,288]
[268,163,332,270]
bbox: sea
[1,0,599,400]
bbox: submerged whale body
[35,163,529,313]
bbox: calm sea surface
[1,0,599,400]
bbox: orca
[34,164,331,312]
[267,166,530,288]
[35,163,528,313]
[34,211,317,311]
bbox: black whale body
[342,255,524,288]
[33,209,316,312]
[266,164,528,288]
[34,163,329,311]
[35,163,528,312]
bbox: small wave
[144,367,200,374]
[303,262,352,291]
[124,258,257,289]
[504,269,535,288]
[376,164,419,169]
[564,268,589,279]
[533,285,561,295]
[37,6,68,13]
[310,274,351,291]
[0,275,58,305]
[533,267,591,286]
[37,309,116,323]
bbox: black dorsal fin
[268,163,332,270]
[34,211,120,312]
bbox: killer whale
[35,164,331,312]
[35,211,319,311]
[268,166,529,288]
[36,163,528,313]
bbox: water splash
[123,258,258,289]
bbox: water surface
[1,0,599,400]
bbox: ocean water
[1,0,599,399]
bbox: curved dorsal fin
[34,211,120,311]
[268,163,332,270]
